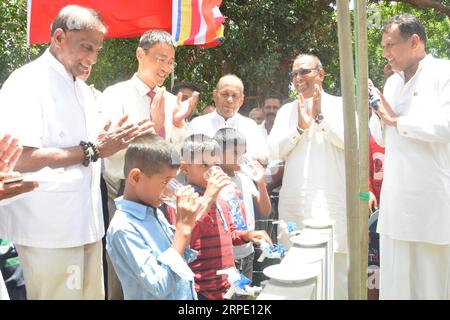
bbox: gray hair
[216,74,244,92]
[294,54,323,69]
[50,5,106,36]
[138,30,176,50]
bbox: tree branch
[395,0,450,17]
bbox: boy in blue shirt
[106,134,202,300]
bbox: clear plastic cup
[160,178,185,208]
[203,165,236,201]
[238,154,264,181]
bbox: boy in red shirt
[180,134,271,299]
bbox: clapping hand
[310,83,322,120]
[150,87,166,132]
[173,91,200,127]
[297,93,312,130]
[0,134,22,173]
[0,134,38,200]
[96,115,155,158]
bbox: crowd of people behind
[0,5,449,301]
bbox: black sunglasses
[289,67,320,79]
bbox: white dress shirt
[0,49,103,248]
[187,110,268,157]
[268,92,347,252]
[101,74,186,180]
[369,55,450,244]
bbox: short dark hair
[264,95,282,103]
[172,82,201,95]
[181,134,221,164]
[213,128,246,150]
[124,134,180,177]
[383,14,427,45]
[138,29,175,50]
[50,5,106,37]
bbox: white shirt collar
[131,73,159,97]
[44,49,75,83]
[398,54,432,82]
[211,110,240,126]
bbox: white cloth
[16,241,104,300]
[379,235,450,300]
[101,74,186,180]
[0,273,9,300]
[258,121,269,145]
[187,110,268,157]
[232,172,258,259]
[268,92,347,252]
[369,55,450,244]
[0,49,104,248]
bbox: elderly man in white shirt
[187,74,268,159]
[0,5,151,300]
[100,29,198,299]
[369,14,450,300]
[268,54,347,299]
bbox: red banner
[28,0,173,45]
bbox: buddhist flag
[172,0,224,47]
[27,0,224,47]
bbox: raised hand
[0,134,23,173]
[96,115,154,158]
[175,186,202,230]
[368,191,378,214]
[172,91,200,127]
[150,87,166,132]
[310,83,322,120]
[297,93,312,130]
[172,185,202,256]
[203,170,233,205]
[0,135,38,200]
[373,87,398,127]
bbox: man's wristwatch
[315,113,324,125]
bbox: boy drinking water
[106,134,201,300]
[180,134,271,299]
[213,128,271,281]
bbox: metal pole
[355,0,369,300]
[170,69,175,91]
[356,0,369,300]
[336,0,361,299]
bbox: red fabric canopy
[28,0,173,45]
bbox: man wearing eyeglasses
[101,29,198,300]
[369,14,450,300]
[268,54,347,299]
[187,74,268,160]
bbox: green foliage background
[1,0,449,113]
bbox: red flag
[27,0,223,47]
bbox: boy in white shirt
[213,128,271,281]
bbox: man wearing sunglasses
[268,54,347,299]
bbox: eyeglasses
[219,92,242,100]
[155,55,177,70]
[289,67,320,79]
